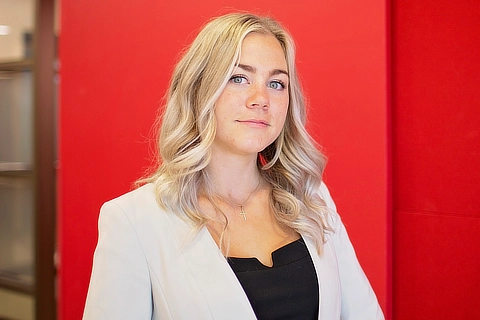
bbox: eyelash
[269,80,285,90]
[229,75,286,90]
[230,75,248,84]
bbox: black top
[227,238,319,320]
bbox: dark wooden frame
[34,0,57,319]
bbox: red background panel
[394,212,480,319]
[393,0,480,216]
[392,0,480,318]
[59,0,389,319]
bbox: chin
[241,142,274,155]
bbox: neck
[205,172,262,221]
[204,153,261,200]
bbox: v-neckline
[227,237,305,269]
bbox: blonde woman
[83,12,384,320]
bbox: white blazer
[83,183,384,319]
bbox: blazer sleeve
[319,183,385,320]
[83,201,153,320]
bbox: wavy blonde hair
[143,12,332,253]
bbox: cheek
[271,108,288,141]
[278,95,289,116]
[278,103,289,126]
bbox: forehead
[238,32,287,69]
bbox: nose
[247,84,269,109]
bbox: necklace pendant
[239,206,247,220]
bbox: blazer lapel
[164,212,257,319]
[304,236,341,319]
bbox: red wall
[392,0,480,319]
[59,1,389,319]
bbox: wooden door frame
[34,0,57,318]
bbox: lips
[236,119,270,126]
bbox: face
[212,32,289,158]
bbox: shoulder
[318,182,337,212]
[104,183,156,209]
[101,184,158,217]
[99,183,165,231]
[317,182,341,230]
[99,183,194,238]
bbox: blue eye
[268,81,285,90]
[230,75,248,84]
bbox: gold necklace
[215,178,261,221]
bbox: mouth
[236,119,270,126]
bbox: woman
[83,12,384,319]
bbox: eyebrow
[237,63,289,77]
